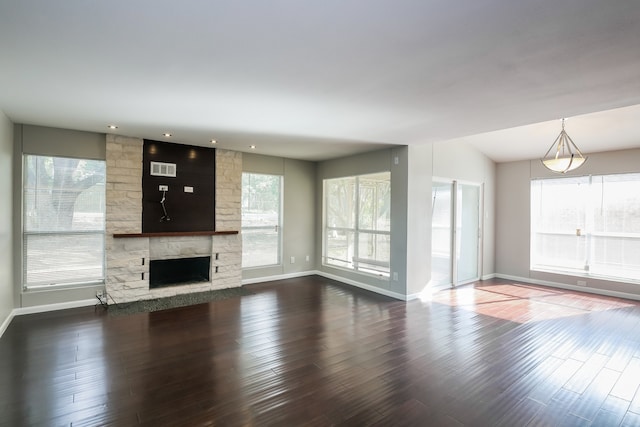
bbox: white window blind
[241,173,282,268]
[531,173,640,282]
[23,155,106,288]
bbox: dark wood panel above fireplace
[142,140,215,233]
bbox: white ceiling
[1,0,640,161]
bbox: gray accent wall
[316,148,404,295]
[242,153,316,280]
[496,148,640,297]
[495,160,531,277]
[0,111,15,326]
[21,124,106,159]
[13,125,106,308]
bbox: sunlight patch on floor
[429,282,637,324]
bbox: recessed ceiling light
[250,145,256,149]
[107,124,118,129]
[163,133,172,137]
[210,139,217,144]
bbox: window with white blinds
[23,155,106,288]
[531,173,640,282]
[241,173,282,268]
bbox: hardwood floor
[2,276,640,426]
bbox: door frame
[432,177,484,287]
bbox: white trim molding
[244,270,412,301]
[242,270,317,285]
[13,298,98,316]
[495,274,640,302]
[315,271,408,301]
[0,310,16,338]
[2,298,98,338]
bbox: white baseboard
[13,298,98,316]
[244,270,415,301]
[0,309,17,339]
[405,292,422,301]
[495,274,640,302]
[482,273,497,280]
[315,271,408,301]
[242,270,317,285]
[0,298,101,338]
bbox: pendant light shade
[541,118,587,173]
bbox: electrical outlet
[290,256,295,264]
[392,272,398,281]
[159,185,168,191]
[96,290,104,298]
[305,255,310,262]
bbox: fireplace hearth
[149,256,211,289]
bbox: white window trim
[241,172,283,269]
[530,173,640,284]
[322,173,391,278]
[22,154,106,290]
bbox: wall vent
[150,161,177,177]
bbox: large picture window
[23,155,106,288]
[531,173,640,282]
[323,172,391,276]
[241,173,282,268]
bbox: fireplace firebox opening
[149,256,211,289]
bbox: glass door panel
[456,183,480,284]
[431,181,453,286]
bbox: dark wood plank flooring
[2,276,640,426]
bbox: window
[323,172,391,276]
[23,155,106,288]
[531,173,640,282]
[241,173,282,268]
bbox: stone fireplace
[105,135,242,304]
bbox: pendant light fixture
[541,118,588,173]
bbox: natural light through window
[323,172,391,277]
[531,173,640,282]
[241,173,282,268]
[23,155,106,288]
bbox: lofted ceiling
[1,0,640,161]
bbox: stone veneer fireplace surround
[105,135,242,304]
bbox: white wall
[405,140,496,296]
[0,111,14,329]
[496,148,640,297]
[406,144,433,296]
[433,140,496,281]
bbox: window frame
[22,154,106,290]
[241,172,283,269]
[323,172,391,278]
[530,173,640,284]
